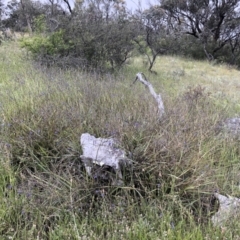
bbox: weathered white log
[133,72,165,119]
[212,193,240,226]
[80,133,128,186]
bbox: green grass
[1,41,240,239]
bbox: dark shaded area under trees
[1,0,240,70]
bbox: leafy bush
[33,14,47,34]
[21,30,73,56]
[19,1,137,71]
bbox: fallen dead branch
[132,72,165,119]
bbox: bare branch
[62,0,72,14]
[133,72,165,119]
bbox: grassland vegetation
[0,39,240,239]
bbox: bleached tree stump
[212,192,240,227]
[80,133,129,186]
[132,72,165,119]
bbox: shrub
[20,1,137,71]
[33,14,47,34]
[21,30,73,57]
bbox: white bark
[80,133,128,186]
[212,193,240,226]
[133,73,165,119]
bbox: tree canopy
[2,0,240,69]
[161,0,240,61]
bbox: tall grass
[1,41,240,239]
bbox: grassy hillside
[0,41,240,239]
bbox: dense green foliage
[20,30,73,57]
[16,1,136,70]
[2,0,240,70]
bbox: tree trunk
[20,0,32,34]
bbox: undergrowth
[0,42,240,239]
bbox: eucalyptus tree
[133,5,179,72]
[4,0,45,32]
[160,0,240,61]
